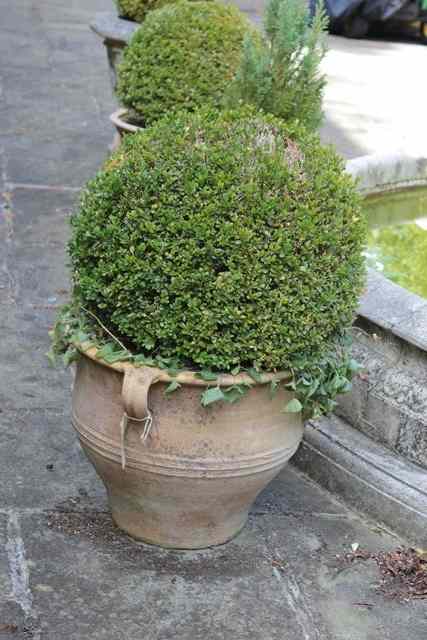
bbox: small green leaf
[104,350,132,363]
[247,367,262,383]
[96,343,115,359]
[70,330,90,345]
[223,385,247,403]
[63,347,78,367]
[270,379,279,398]
[167,367,180,377]
[134,354,156,367]
[283,398,303,413]
[165,380,181,394]
[142,336,155,350]
[231,366,241,376]
[201,387,225,406]
[197,370,218,382]
[96,343,131,363]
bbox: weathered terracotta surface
[72,352,303,549]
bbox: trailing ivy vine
[48,304,361,420]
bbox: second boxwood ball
[116,1,254,126]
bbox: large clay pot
[72,348,303,549]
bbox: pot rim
[75,343,291,388]
[110,108,141,133]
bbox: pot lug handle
[120,367,160,470]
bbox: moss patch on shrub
[69,107,366,374]
[116,1,253,126]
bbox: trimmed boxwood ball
[116,1,253,126]
[70,108,366,373]
[116,0,206,23]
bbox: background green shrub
[116,0,208,23]
[70,108,366,373]
[116,1,253,126]
[228,0,328,132]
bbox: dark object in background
[317,0,427,41]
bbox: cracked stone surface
[1,0,427,638]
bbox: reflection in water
[364,187,427,298]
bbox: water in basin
[364,186,427,298]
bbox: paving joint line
[5,182,81,193]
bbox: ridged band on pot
[72,346,303,549]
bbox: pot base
[82,443,286,549]
[111,511,248,550]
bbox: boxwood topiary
[65,107,366,402]
[116,1,254,126]
[116,0,206,23]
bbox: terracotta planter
[110,108,141,149]
[72,348,303,549]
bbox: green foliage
[68,107,366,388]
[116,1,253,126]
[116,0,205,23]
[49,306,360,418]
[227,0,328,131]
[284,335,362,418]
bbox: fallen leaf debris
[346,546,427,600]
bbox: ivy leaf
[305,379,319,398]
[63,347,78,367]
[167,367,181,377]
[270,379,279,398]
[201,387,225,406]
[97,343,131,363]
[96,343,115,359]
[165,380,181,395]
[156,356,172,369]
[197,370,218,382]
[231,366,241,376]
[142,336,155,350]
[247,367,262,383]
[70,330,90,345]
[223,385,246,403]
[134,354,156,367]
[283,398,303,413]
[104,351,132,363]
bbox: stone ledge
[90,12,139,45]
[358,269,427,354]
[293,415,427,546]
[346,153,427,195]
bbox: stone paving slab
[1,468,427,639]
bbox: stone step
[293,414,427,546]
